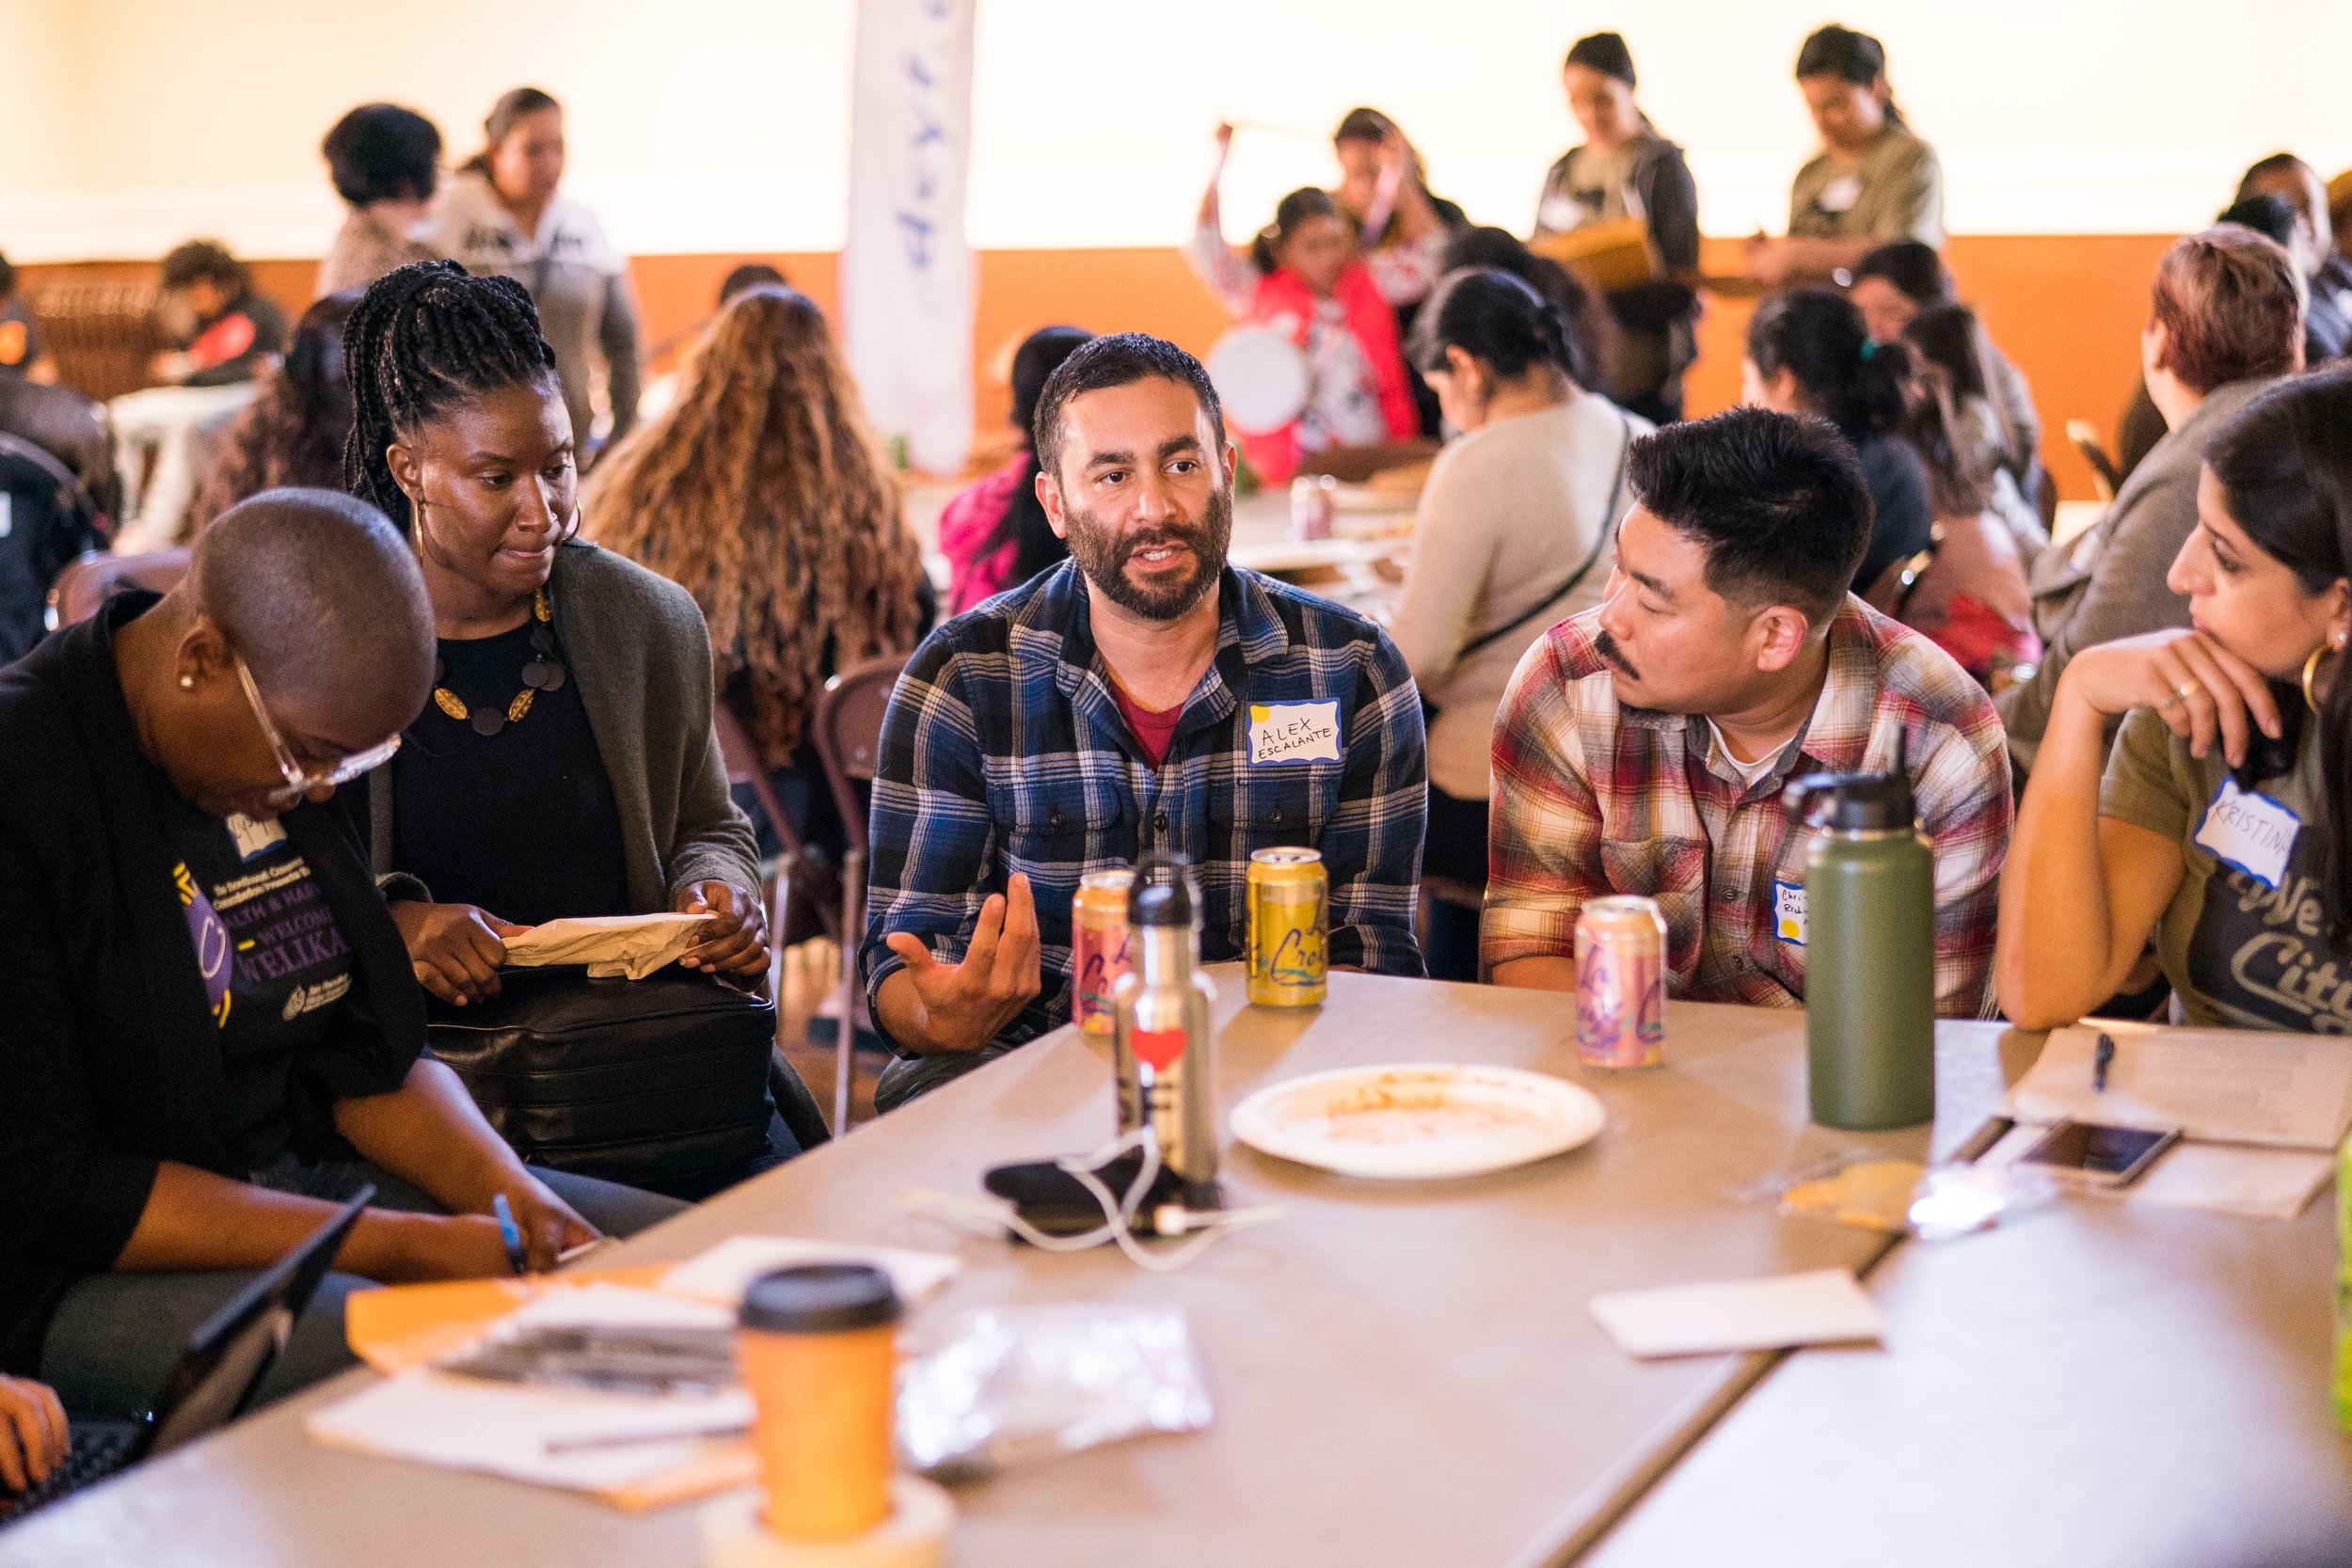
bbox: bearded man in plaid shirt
[860,334,1427,1111]
[1484,406,2011,1016]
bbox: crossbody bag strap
[1454,408,1633,662]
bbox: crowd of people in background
[8,18,2352,1486]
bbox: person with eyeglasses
[0,488,684,1422]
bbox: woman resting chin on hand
[1996,371,2352,1036]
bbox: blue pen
[493,1193,529,1275]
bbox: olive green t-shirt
[2099,705,2350,1033]
[1788,123,1945,246]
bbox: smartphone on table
[2017,1119,2181,1188]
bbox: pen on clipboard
[492,1193,529,1275]
[543,1419,751,1453]
[2093,1031,2116,1093]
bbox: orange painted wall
[31,233,2174,499]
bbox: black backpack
[0,434,102,665]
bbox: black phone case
[983,1153,1187,1238]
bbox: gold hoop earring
[2303,641,2341,715]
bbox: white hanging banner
[843,0,976,476]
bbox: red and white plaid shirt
[1483,598,2011,1018]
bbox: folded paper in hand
[501,913,711,980]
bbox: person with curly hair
[186,292,360,535]
[582,284,930,857]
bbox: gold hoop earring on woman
[2303,638,2346,715]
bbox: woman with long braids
[342,261,765,1022]
[1999,369,2352,1033]
[582,284,930,856]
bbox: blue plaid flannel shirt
[860,561,1427,1053]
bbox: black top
[0,594,421,1372]
[178,288,290,389]
[0,373,119,518]
[165,797,358,1171]
[1853,433,1937,595]
[389,616,631,927]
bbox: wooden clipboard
[1529,217,1658,293]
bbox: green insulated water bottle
[1781,746,1934,1131]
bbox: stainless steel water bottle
[1781,744,1935,1131]
[1111,853,1219,1205]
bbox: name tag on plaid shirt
[1248,701,1341,764]
[1772,879,1807,946]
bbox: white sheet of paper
[2006,1022,2352,1150]
[1588,1269,1886,1360]
[658,1236,961,1307]
[308,1371,751,1493]
[2125,1141,2335,1220]
[305,1285,750,1494]
[1977,1121,2328,1220]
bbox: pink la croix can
[1574,895,1667,1069]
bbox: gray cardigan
[1994,378,2267,772]
[372,542,760,914]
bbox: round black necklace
[431,588,568,736]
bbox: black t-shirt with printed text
[168,799,358,1169]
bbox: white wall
[3,0,2348,261]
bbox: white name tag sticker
[226,813,288,862]
[1815,174,1862,214]
[2193,777,2301,890]
[1772,879,1807,946]
[1248,701,1341,765]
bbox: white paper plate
[1230,1063,1605,1180]
[1205,327,1310,435]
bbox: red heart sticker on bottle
[1131,1026,1187,1070]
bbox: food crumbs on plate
[1298,1077,1549,1145]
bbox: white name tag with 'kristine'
[2193,777,2301,890]
[1248,702,1341,764]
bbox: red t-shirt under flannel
[1482,598,2012,1018]
[1110,679,1184,769]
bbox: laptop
[0,1184,373,1528]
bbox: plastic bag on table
[1740,1149,2059,1242]
[897,1303,1212,1483]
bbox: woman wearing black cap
[1745,24,1944,286]
[1532,32,1700,424]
